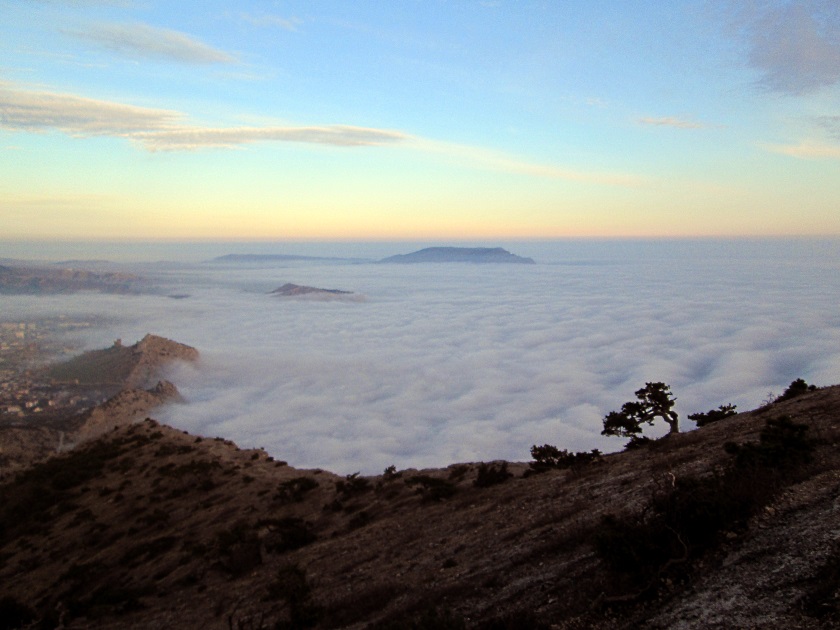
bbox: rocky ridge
[1,335,197,478]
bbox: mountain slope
[1,385,838,629]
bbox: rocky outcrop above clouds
[269,282,353,297]
[48,334,198,390]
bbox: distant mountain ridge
[0,264,146,294]
[210,254,373,264]
[379,246,536,264]
[211,247,536,265]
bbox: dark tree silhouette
[602,382,679,437]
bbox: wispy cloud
[638,116,707,129]
[0,82,640,185]
[726,1,840,95]
[133,125,408,151]
[239,13,302,31]
[0,82,181,135]
[762,140,840,159]
[0,82,406,150]
[32,0,133,5]
[68,22,237,64]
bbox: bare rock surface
[48,334,199,389]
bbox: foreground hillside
[1,381,839,628]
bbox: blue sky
[1,0,839,240]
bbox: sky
[1,0,839,241]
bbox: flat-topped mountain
[379,246,536,264]
[269,283,353,297]
[0,264,146,294]
[47,334,199,390]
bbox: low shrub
[258,517,317,553]
[526,445,601,475]
[405,475,457,501]
[688,404,737,427]
[473,462,513,487]
[594,415,816,598]
[275,477,319,503]
[335,473,371,498]
[774,378,817,403]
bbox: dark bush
[405,475,456,501]
[595,415,816,597]
[527,445,601,475]
[774,378,817,403]
[725,414,814,470]
[258,517,317,553]
[382,465,402,481]
[623,435,653,450]
[447,464,471,481]
[473,462,513,487]
[335,473,371,498]
[275,477,319,503]
[688,404,737,427]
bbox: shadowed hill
[1,384,839,629]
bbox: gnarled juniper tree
[602,382,679,438]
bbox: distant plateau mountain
[379,247,535,264]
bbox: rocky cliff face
[48,334,198,389]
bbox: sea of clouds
[4,239,840,474]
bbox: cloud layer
[5,240,839,475]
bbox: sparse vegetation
[688,403,737,427]
[473,461,513,487]
[274,476,319,503]
[335,472,371,498]
[526,444,601,475]
[405,475,457,501]
[594,414,817,599]
[775,378,818,403]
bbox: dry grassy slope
[0,387,839,629]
